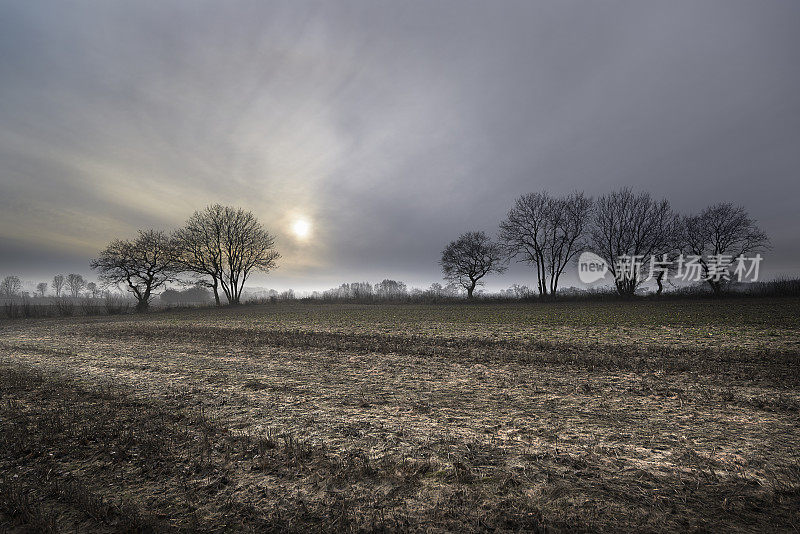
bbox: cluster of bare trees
[0,273,100,299]
[0,276,22,298]
[91,205,279,312]
[316,280,415,300]
[172,205,280,306]
[308,280,464,302]
[441,188,769,298]
[499,191,593,297]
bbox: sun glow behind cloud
[291,218,311,240]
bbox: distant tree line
[305,279,464,301]
[240,280,466,303]
[441,188,769,298]
[0,272,101,300]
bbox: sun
[291,219,311,240]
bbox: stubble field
[1,298,799,532]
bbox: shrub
[104,295,131,315]
[52,297,75,317]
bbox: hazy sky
[1,0,799,291]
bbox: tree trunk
[655,272,664,295]
[616,278,637,298]
[467,284,475,299]
[212,281,221,306]
[549,271,561,299]
[708,280,723,296]
[136,287,152,313]
[232,282,241,304]
[537,275,547,297]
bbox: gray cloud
[1,0,799,290]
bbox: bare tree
[0,276,22,298]
[86,281,99,298]
[650,215,684,295]
[91,229,179,312]
[175,206,280,305]
[681,203,770,295]
[66,274,86,298]
[500,191,592,297]
[440,231,506,298]
[52,274,65,297]
[375,279,407,299]
[349,282,373,299]
[219,207,280,304]
[36,282,48,297]
[173,205,226,306]
[590,188,675,297]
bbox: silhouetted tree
[500,191,592,297]
[91,229,179,312]
[86,281,99,298]
[590,188,675,297]
[650,215,684,296]
[173,205,226,305]
[66,274,86,298]
[0,276,22,298]
[52,274,65,297]
[175,205,280,305]
[440,231,506,299]
[681,203,770,295]
[36,282,48,297]
[216,207,280,305]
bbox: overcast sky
[1,0,799,292]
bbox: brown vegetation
[0,299,798,532]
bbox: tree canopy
[440,231,506,298]
[91,229,179,312]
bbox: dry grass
[1,298,799,532]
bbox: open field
[1,298,799,532]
